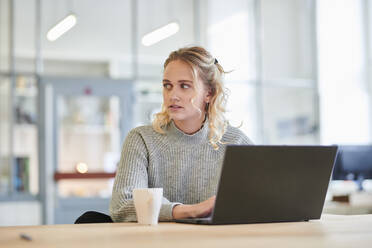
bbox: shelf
[60,125,119,133]
[14,88,37,97]
[54,172,116,181]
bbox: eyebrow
[163,79,193,84]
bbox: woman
[110,46,252,222]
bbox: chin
[169,114,186,121]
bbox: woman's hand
[172,196,216,219]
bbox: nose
[170,94,180,101]
[169,89,180,101]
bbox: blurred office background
[0,0,371,225]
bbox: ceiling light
[47,14,77,41]
[142,22,180,46]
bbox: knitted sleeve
[109,129,179,222]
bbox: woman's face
[162,60,210,124]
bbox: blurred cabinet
[133,80,162,126]
[0,75,38,197]
[38,77,133,224]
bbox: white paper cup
[133,188,163,225]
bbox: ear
[204,87,212,103]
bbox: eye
[181,83,191,89]
[163,83,172,90]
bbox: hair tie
[214,58,218,64]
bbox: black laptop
[176,145,338,225]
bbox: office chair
[74,211,113,224]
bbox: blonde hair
[152,46,229,150]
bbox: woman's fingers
[195,195,216,217]
[172,196,217,219]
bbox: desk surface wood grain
[1,214,372,248]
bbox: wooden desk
[1,214,372,248]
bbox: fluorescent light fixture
[47,14,77,41]
[142,22,180,46]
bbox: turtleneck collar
[167,119,209,145]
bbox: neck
[173,114,206,135]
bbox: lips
[169,104,183,110]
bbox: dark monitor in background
[332,145,372,190]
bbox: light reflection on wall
[317,0,370,144]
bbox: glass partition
[14,0,37,73]
[261,0,315,82]
[137,0,196,78]
[57,95,121,198]
[0,0,11,72]
[13,75,38,195]
[262,85,318,144]
[133,80,162,126]
[225,81,259,143]
[259,0,318,144]
[204,0,259,141]
[0,76,11,196]
[0,75,38,197]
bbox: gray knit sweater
[109,121,252,222]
